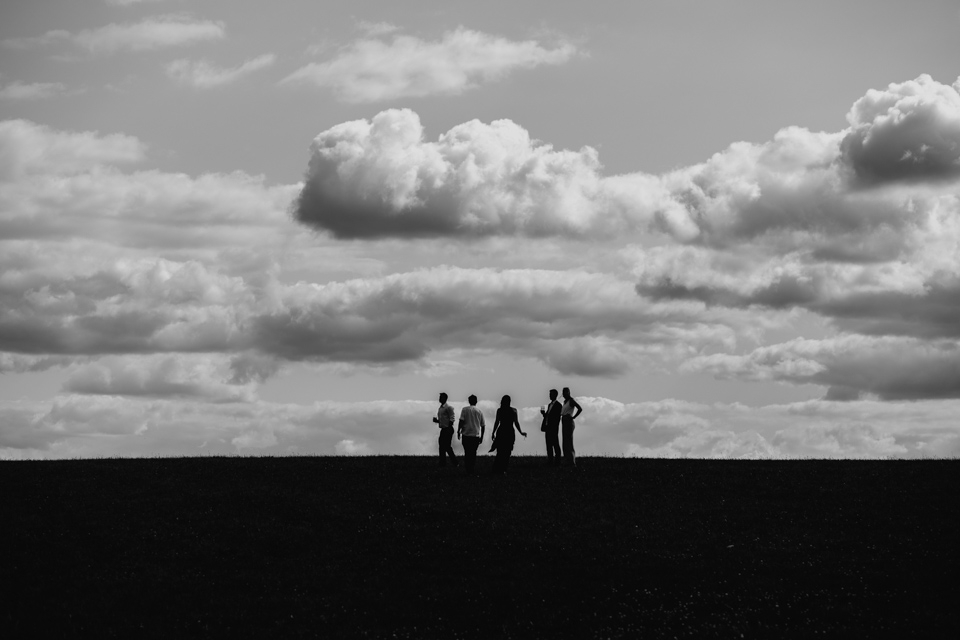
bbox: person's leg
[548,430,561,464]
[464,436,478,472]
[439,427,457,466]
[545,432,554,465]
[438,428,446,466]
[562,424,574,465]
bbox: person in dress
[489,395,526,474]
[560,387,583,467]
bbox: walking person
[489,395,526,474]
[560,387,583,467]
[540,389,562,466]
[457,395,485,474]
[433,392,458,467]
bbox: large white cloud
[282,27,576,102]
[294,109,685,239]
[295,75,960,247]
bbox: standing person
[457,395,485,474]
[540,389,562,466]
[560,387,583,467]
[433,392,458,467]
[490,395,526,474]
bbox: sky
[1,0,960,459]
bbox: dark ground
[3,456,959,638]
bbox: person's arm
[457,410,464,439]
[572,400,583,420]
[513,411,526,438]
[491,414,501,440]
[480,413,486,442]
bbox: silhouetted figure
[540,389,562,465]
[490,395,526,474]
[560,387,583,467]
[457,395,485,474]
[433,392,458,467]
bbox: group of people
[432,388,584,474]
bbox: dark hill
[4,457,959,637]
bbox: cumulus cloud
[3,15,225,54]
[841,74,960,185]
[166,54,276,88]
[294,109,685,239]
[281,27,576,102]
[0,82,69,101]
[295,75,960,249]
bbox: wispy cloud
[0,81,69,100]
[166,53,276,88]
[3,15,225,54]
[355,21,399,37]
[281,27,577,102]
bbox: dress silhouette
[490,395,526,474]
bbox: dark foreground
[4,457,959,638]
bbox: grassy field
[4,456,959,638]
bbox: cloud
[62,354,261,402]
[250,267,734,375]
[294,75,960,248]
[166,54,276,88]
[841,74,960,185]
[294,109,682,239]
[356,21,399,37]
[0,82,69,100]
[686,336,960,401]
[3,15,225,54]
[0,119,145,179]
[281,27,576,102]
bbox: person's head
[468,394,478,406]
[438,392,448,404]
[549,389,558,401]
[562,387,571,400]
[500,394,511,408]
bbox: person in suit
[432,392,458,467]
[457,394,485,474]
[489,395,526,474]
[560,387,583,467]
[540,389,562,466]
